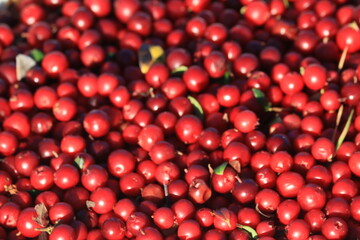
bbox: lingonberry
[16,207,43,238]
[153,207,175,229]
[325,197,350,220]
[101,217,126,240]
[321,217,348,240]
[277,199,301,225]
[89,187,116,214]
[285,219,311,240]
[81,164,108,192]
[336,23,360,53]
[119,172,146,197]
[177,219,202,240]
[83,109,110,138]
[237,207,261,229]
[0,131,18,156]
[138,124,164,152]
[269,151,293,174]
[280,72,304,96]
[332,178,358,200]
[213,208,237,231]
[107,149,136,178]
[30,165,54,191]
[171,199,195,224]
[297,183,327,211]
[54,164,80,190]
[255,189,281,213]
[244,1,270,26]
[276,171,305,198]
[233,110,258,133]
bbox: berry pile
[0,0,360,239]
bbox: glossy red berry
[234,110,258,133]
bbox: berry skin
[234,110,258,133]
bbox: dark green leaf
[214,162,228,175]
[252,88,272,111]
[237,224,258,239]
[30,49,44,62]
[336,109,354,150]
[187,96,204,121]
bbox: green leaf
[172,65,188,74]
[252,88,272,111]
[187,96,204,121]
[214,162,228,175]
[74,156,85,170]
[223,71,231,82]
[336,109,354,150]
[283,0,289,8]
[238,224,258,239]
[252,88,265,98]
[30,49,44,62]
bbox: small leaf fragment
[86,200,96,210]
[240,6,247,14]
[237,224,258,239]
[283,0,289,8]
[138,43,165,74]
[34,203,49,227]
[336,108,354,150]
[252,88,272,111]
[299,66,305,75]
[229,160,241,173]
[222,71,231,84]
[338,45,348,70]
[252,88,265,99]
[74,156,85,170]
[172,65,188,74]
[214,208,232,228]
[30,49,44,62]
[187,95,204,120]
[332,104,344,143]
[16,54,36,81]
[214,162,228,175]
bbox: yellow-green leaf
[187,95,204,121]
[172,65,188,74]
[237,224,258,239]
[138,44,165,74]
[336,109,354,150]
[74,156,85,170]
[30,49,44,62]
[214,162,228,175]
